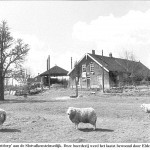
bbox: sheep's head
[67,107,77,121]
[141,104,145,108]
[67,107,76,115]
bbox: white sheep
[67,107,97,130]
[0,108,6,129]
[141,103,150,113]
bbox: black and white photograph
[0,0,150,148]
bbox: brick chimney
[92,50,95,55]
[109,53,112,58]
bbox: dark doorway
[87,78,90,88]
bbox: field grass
[1,88,150,143]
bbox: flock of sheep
[67,103,150,130]
[0,103,150,131]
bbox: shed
[39,65,68,87]
[40,65,68,77]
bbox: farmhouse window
[87,74,90,79]
[82,77,86,82]
[90,62,94,73]
[82,64,86,72]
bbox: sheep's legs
[75,123,78,130]
[74,123,97,130]
[93,124,96,130]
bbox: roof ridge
[88,52,139,63]
[88,53,141,73]
[88,53,109,67]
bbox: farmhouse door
[97,75,102,89]
[87,78,90,88]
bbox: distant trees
[122,51,138,72]
[121,51,149,85]
[0,21,29,100]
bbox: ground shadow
[0,128,21,133]
[0,99,67,104]
[0,99,48,104]
[79,128,114,132]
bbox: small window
[87,74,90,79]
[90,62,94,73]
[82,64,86,72]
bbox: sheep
[67,107,97,130]
[141,103,150,113]
[0,108,6,129]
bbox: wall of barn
[69,56,110,90]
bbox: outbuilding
[40,65,68,87]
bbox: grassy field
[1,88,150,143]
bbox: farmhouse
[68,50,150,89]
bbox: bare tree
[13,69,29,85]
[121,51,144,85]
[0,21,29,100]
[74,61,81,97]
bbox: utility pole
[48,55,50,89]
[102,50,104,93]
[47,58,48,71]
[71,57,72,69]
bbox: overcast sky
[0,1,150,76]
